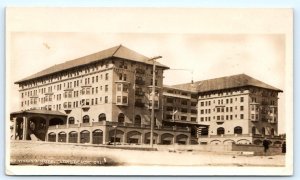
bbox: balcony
[135,79,145,85]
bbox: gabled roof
[15,45,169,84]
[172,74,283,93]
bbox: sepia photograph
[5,7,293,175]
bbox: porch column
[66,132,69,143]
[45,117,50,141]
[186,135,191,145]
[77,131,80,143]
[12,117,17,140]
[123,130,127,144]
[102,127,107,144]
[56,132,58,142]
[140,133,144,144]
[89,131,93,144]
[22,117,28,140]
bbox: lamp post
[148,56,162,148]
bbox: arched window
[68,117,75,124]
[134,115,141,125]
[98,113,106,121]
[118,113,125,123]
[217,127,225,135]
[262,127,266,135]
[252,126,256,135]
[83,115,90,123]
[234,126,243,134]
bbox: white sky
[6,8,292,134]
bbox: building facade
[10,45,284,146]
[11,45,191,145]
[171,74,284,146]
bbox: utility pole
[148,56,162,148]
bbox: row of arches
[67,114,142,125]
[47,130,189,145]
[216,126,243,135]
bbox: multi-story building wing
[10,45,284,146]
[171,74,283,145]
[11,45,191,145]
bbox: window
[105,96,108,103]
[117,84,122,91]
[105,85,108,92]
[68,117,75,124]
[118,113,125,123]
[240,97,244,102]
[98,113,106,121]
[234,126,243,134]
[240,114,244,119]
[123,84,128,92]
[105,73,109,80]
[181,116,187,121]
[123,96,128,104]
[83,115,90,123]
[240,106,244,111]
[134,115,142,125]
[217,127,225,135]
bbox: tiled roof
[16,45,169,84]
[172,74,283,93]
[10,109,67,116]
[163,85,198,93]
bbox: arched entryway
[176,134,188,145]
[161,133,174,145]
[48,132,56,142]
[144,132,158,144]
[109,129,124,143]
[92,129,103,144]
[80,130,90,143]
[58,131,67,142]
[127,131,142,144]
[69,131,78,143]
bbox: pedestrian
[262,138,270,155]
[282,141,286,153]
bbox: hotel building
[171,74,284,145]
[10,45,284,146]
